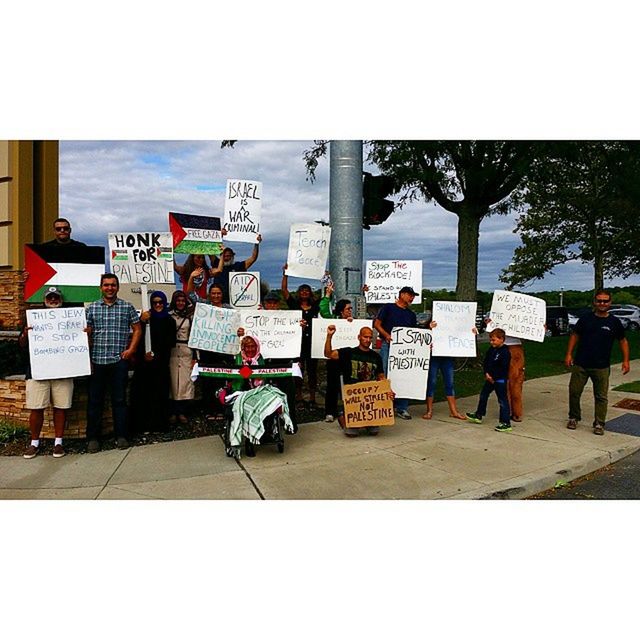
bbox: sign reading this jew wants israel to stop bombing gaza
[286,223,331,280]
[169,212,224,255]
[223,179,262,244]
[109,232,174,284]
[489,290,546,343]
[364,260,422,304]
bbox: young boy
[466,328,512,432]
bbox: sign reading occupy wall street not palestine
[489,290,546,343]
[343,378,395,429]
[364,260,422,304]
[109,232,174,284]
[286,223,331,280]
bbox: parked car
[546,306,569,336]
[568,306,592,329]
[610,307,640,331]
[416,311,432,328]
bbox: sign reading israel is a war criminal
[223,179,262,244]
[188,303,241,355]
[431,300,478,357]
[286,223,332,280]
[239,310,302,359]
[26,307,91,380]
[387,327,431,400]
[489,290,546,343]
[169,212,224,255]
[311,318,374,359]
[109,232,174,284]
[364,260,423,304]
[229,272,261,310]
[343,378,395,429]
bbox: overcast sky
[59,140,640,295]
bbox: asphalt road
[531,448,640,499]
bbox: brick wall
[0,270,25,330]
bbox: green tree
[500,141,640,292]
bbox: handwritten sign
[431,300,478,357]
[239,310,302,359]
[229,272,261,309]
[286,223,331,280]
[188,303,241,355]
[224,179,262,243]
[169,212,223,255]
[26,307,91,380]
[311,318,373,359]
[364,260,422,304]
[489,290,546,343]
[343,378,395,428]
[387,327,431,400]
[109,232,173,284]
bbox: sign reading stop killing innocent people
[109,232,174,284]
[239,310,302,359]
[229,272,261,309]
[489,290,546,342]
[364,260,422,304]
[311,318,373,359]
[188,303,241,355]
[431,300,478,357]
[26,307,91,380]
[387,327,431,400]
[343,378,395,428]
[223,179,262,243]
[286,223,332,280]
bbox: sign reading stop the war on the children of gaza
[188,303,241,355]
[286,223,332,280]
[223,179,262,244]
[364,260,422,304]
[311,318,373,359]
[489,290,547,342]
[239,310,302,359]
[26,307,91,380]
[431,300,478,357]
[387,327,432,400]
[343,378,395,428]
[109,232,174,284]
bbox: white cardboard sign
[286,223,331,280]
[364,260,422,304]
[223,179,262,243]
[489,290,546,343]
[431,300,478,357]
[26,307,91,380]
[311,318,373,359]
[188,303,241,355]
[229,272,261,309]
[239,310,303,359]
[109,232,174,284]
[387,327,431,400]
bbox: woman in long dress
[168,290,195,425]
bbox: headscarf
[239,335,262,365]
[150,290,169,318]
[169,290,192,318]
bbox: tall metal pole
[329,141,363,312]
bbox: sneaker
[566,418,578,430]
[116,437,130,450]
[396,410,412,420]
[87,440,100,454]
[178,414,189,425]
[593,422,605,436]
[324,414,335,423]
[495,423,513,432]
[466,412,483,424]
[23,445,39,459]
[52,444,65,458]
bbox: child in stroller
[218,335,295,459]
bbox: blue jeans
[475,380,511,425]
[87,359,130,440]
[380,341,408,412]
[427,357,455,397]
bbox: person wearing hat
[373,286,418,419]
[210,235,262,303]
[19,287,73,459]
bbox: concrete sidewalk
[2,365,639,500]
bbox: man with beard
[211,234,262,303]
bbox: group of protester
[19,218,632,459]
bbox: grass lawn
[613,380,640,393]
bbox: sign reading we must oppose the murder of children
[387,327,432,400]
[489,290,546,342]
[364,260,422,304]
[224,179,262,243]
[109,232,174,284]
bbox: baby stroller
[221,384,295,459]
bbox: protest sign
[489,290,546,342]
[239,310,302,359]
[188,303,241,355]
[387,327,431,400]
[169,211,224,255]
[229,272,261,309]
[109,232,173,284]
[364,260,422,304]
[26,307,90,380]
[311,318,373,359]
[343,378,395,428]
[286,223,331,280]
[431,300,478,357]
[223,179,262,243]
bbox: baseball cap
[399,286,418,296]
[44,286,62,299]
[263,291,280,302]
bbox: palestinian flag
[24,244,105,303]
[169,211,224,255]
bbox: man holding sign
[211,236,262,303]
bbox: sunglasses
[152,300,164,306]
[54,226,70,231]
[595,299,611,304]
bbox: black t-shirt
[286,294,319,356]
[338,346,384,384]
[574,312,625,369]
[375,303,417,334]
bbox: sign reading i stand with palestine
[24,244,105,303]
[169,212,224,255]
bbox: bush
[0,419,29,443]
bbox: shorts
[25,378,74,410]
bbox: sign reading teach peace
[364,260,422,304]
[343,378,395,428]
[431,300,478,357]
[286,223,331,280]
[109,232,174,284]
[489,290,546,342]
